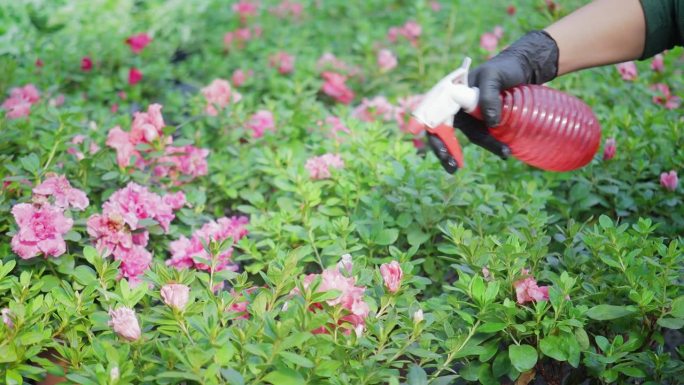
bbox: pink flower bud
[108,307,141,341]
[616,61,637,81]
[379,261,403,293]
[128,67,143,85]
[160,283,190,310]
[2,308,13,329]
[337,254,353,274]
[660,170,678,192]
[413,309,423,323]
[603,137,616,160]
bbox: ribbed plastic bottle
[410,58,602,172]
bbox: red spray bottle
[408,58,601,172]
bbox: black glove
[429,30,560,173]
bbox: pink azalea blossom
[81,56,93,72]
[321,72,354,104]
[388,21,422,46]
[102,182,176,232]
[167,216,249,272]
[231,69,253,87]
[128,67,142,85]
[353,96,395,122]
[603,137,616,160]
[651,54,664,72]
[651,83,680,109]
[118,245,152,282]
[1,308,13,329]
[337,254,353,275]
[380,261,403,293]
[660,170,678,191]
[377,49,397,72]
[11,203,73,259]
[162,191,187,210]
[131,103,165,143]
[317,53,361,77]
[616,61,638,81]
[2,84,40,119]
[270,52,295,74]
[109,307,141,341]
[271,0,303,18]
[305,153,344,180]
[224,27,260,49]
[154,145,210,182]
[246,110,275,138]
[125,33,152,54]
[202,79,242,116]
[480,32,499,52]
[107,126,141,168]
[233,0,259,22]
[87,211,135,256]
[514,277,549,304]
[33,175,89,210]
[160,283,190,310]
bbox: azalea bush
[0,0,683,384]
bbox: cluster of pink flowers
[651,54,665,72]
[376,49,397,72]
[224,26,262,50]
[651,83,680,109]
[233,0,259,23]
[246,110,275,138]
[513,271,550,305]
[109,307,141,341]
[294,257,370,337]
[269,52,295,74]
[2,84,40,119]
[270,0,303,19]
[167,216,249,272]
[201,79,242,116]
[387,21,422,47]
[616,61,638,81]
[353,96,396,122]
[603,137,616,161]
[106,103,209,184]
[87,182,184,283]
[125,33,152,54]
[305,153,344,180]
[660,170,678,191]
[480,26,504,53]
[321,72,355,104]
[232,69,253,87]
[11,175,88,259]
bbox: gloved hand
[428,30,560,174]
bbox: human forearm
[544,0,646,75]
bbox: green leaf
[477,323,507,333]
[263,368,304,385]
[19,153,40,174]
[279,351,314,368]
[407,364,428,385]
[540,336,567,361]
[670,296,684,318]
[598,215,613,229]
[586,305,636,320]
[0,345,18,363]
[72,265,97,285]
[6,369,22,385]
[374,228,399,246]
[407,228,430,246]
[220,368,244,385]
[615,365,646,378]
[657,317,684,329]
[508,344,537,372]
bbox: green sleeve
[639,0,684,59]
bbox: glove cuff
[503,30,560,84]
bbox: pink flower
[35,58,44,68]
[321,72,354,104]
[107,126,141,168]
[507,5,517,15]
[377,49,397,72]
[325,116,350,138]
[160,283,190,310]
[493,26,504,39]
[305,153,344,180]
[246,110,275,138]
[480,32,499,52]
[102,182,177,232]
[118,245,152,282]
[317,53,360,77]
[270,52,295,75]
[271,0,303,18]
[227,287,259,319]
[33,175,89,210]
[482,266,491,280]
[651,54,664,72]
[130,103,165,144]
[603,137,616,160]
[162,191,186,210]
[394,94,424,132]
[81,56,93,72]
[1,308,13,329]
[11,203,73,259]
[514,277,549,304]
[400,21,422,46]
[231,69,252,87]
[87,212,134,256]
[233,0,259,22]
[387,27,400,43]
[202,79,241,116]
[154,145,210,182]
[167,216,249,272]
[125,33,152,54]
[660,170,678,191]
[2,84,40,119]
[298,268,369,336]
[109,307,141,341]
[337,254,353,275]
[128,67,143,85]
[380,261,403,293]
[616,61,637,81]
[651,83,680,109]
[353,96,395,122]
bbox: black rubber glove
[429,30,560,173]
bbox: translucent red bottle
[410,58,601,172]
